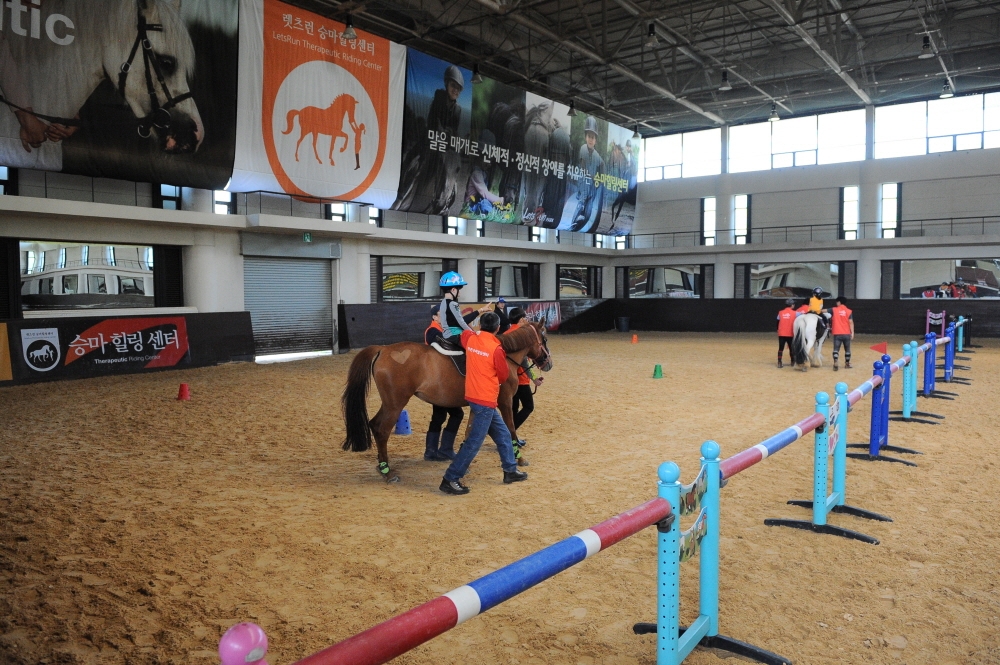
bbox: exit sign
[303,232,312,243]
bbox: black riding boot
[438,430,458,460]
[424,432,447,461]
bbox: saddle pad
[449,354,467,377]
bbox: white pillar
[457,257,479,302]
[540,262,557,300]
[602,264,617,298]
[857,251,881,299]
[714,259,734,298]
[337,239,371,303]
[182,230,244,312]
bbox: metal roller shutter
[244,257,333,354]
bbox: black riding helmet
[480,311,501,333]
[785,298,795,307]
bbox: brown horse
[341,321,552,482]
[283,94,361,165]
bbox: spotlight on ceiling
[940,82,954,99]
[471,64,483,84]
[343,15,357,40]
[719,70,732,92]
[918,35,934,59]
[633,124,641,140]
[644,23,658,48]
[568,100,577,117]
[768,103,780,122]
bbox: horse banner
[0,0,239,189]
[231,0,404,208]
[392,53,639,235]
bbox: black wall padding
[153,246,185,307]
[0,237,22,320]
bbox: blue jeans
[444,403,517,481]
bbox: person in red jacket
[830,296,855,371]
[776,299,797,368]
[440,312,527,494]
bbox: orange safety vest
[777,308,796,337]
[831,305,852,336]
[464,330,504,407]
[795,305,810,315]
[514,321,531,385]
[424,320,443,345]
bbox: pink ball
[219,622,268,665]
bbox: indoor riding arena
[2,1,1000,664]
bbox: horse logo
[21,328,61,372]
[282,94,365,167]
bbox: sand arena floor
[1,332,999,665]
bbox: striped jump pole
[765,387,891,544]
[634,445,790,665]
[287,498,672,665]
[847,355,921,465]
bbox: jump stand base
[786,500,893,522]
[956,355,972,360]
[887,415,939,425]
[632,623,792,665]
[888,409,945,420]
[845,443,922,455]
[845,452,918,467]
[763,518,879,545]
[920,393,955,400]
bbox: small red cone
[631,334,639,344]
[177,383,191,401]
[869,342,888,355]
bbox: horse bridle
[117,1,193,138]
[523,323,551,374]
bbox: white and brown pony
[792,312,830,371]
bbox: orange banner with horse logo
[231,0,404,207]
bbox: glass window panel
[985,93,1000,132]
[927,95,983,137]
[0,166,7,178]
[734,194,748,208]
[928,136,953,153]
[817,109,866,165]
[734,209,748,234]
[875,101,927,143]
[682,129,721,178]
[772,153,793,168]
[956,133,982,151]
[645,134,682,167]
[703,197,716,212]
[728,122,771,173]
[882,200,897,223]
[645,167,663,181]
[214,190,231,202]
[771,115,817,154]
[663,165,682,179]
[794,150,816,166]
[843,186,859,202]
[985,131,1000,150]
[874,139,926,159]
[882,183,897,198]
[214,204,230,214]
[736,236,746,245]
[162,200,177,210]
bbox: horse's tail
[792,319,808,366]
[341,346,381,452]
[282,109,300,135]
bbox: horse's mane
[331,93,358,107]
[500,324,536,353]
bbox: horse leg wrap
[378,461,391,476]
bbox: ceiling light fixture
[568,100,577,117]
[343,15,357,40]
[918,35,934,59]
[719,70,732,92]
[644,23,658,48]
[633,124,641,139]
[768,103,780,122]
[471,64,483,84]
[940,82,954,99]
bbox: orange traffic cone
[631,334,638,344]
[177,383,191,401]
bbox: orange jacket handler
[440,312,528,495]
[776,298,797,368]
[830,296,855,371]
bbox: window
[481,262,536,298]
[594,234,605,248]
[841,186,860,240]
[771,116,817,168]
[118,277,145,295]
[156,184,182,210]
[81,246,89,266]
[62,275,78,294]
[987,93,1000,149]
[881,183,901,238]
[644,134,682,182]
[23,251,36,274]
[899,259,1000,298]
[326,202,347,222]
[144,247,154,270]
[818,109,866,164]
[474,220,484,238]
[379,257,442,301]
[38,278,54,295]
[0,166,15,195]
[615,235,627,250]
[445,216,460,235]
[728,123,771,173]
[87,274,107,294]
[214,190,233,214]
[683,129,721,178]
[734,195,750,244]
[58,248,66,269]
[106,246,116,266]
[628,266,702,298]
[37,250,45,272]
[875,102,927,159]
[368,206,382,226]
[728,109,865,174]
[750,263,839,298]
[701,197,717,246]
[558,266,601,299]
[530,226,542,243]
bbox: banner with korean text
[392,48,639,235]
[231,0,405,208]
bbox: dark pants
[429,405,463,433]
[832,335,852,362]
[778,336,793,360]
[512,384,534,430]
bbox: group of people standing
[921,279,979,299]
[776,287,856,371]
[422,271,543,495]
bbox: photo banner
[0,0,239,189]
[393,49,639,235]
[232,0,404,208]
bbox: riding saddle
[431,338,466,376]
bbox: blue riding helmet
[439,271,467,288]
